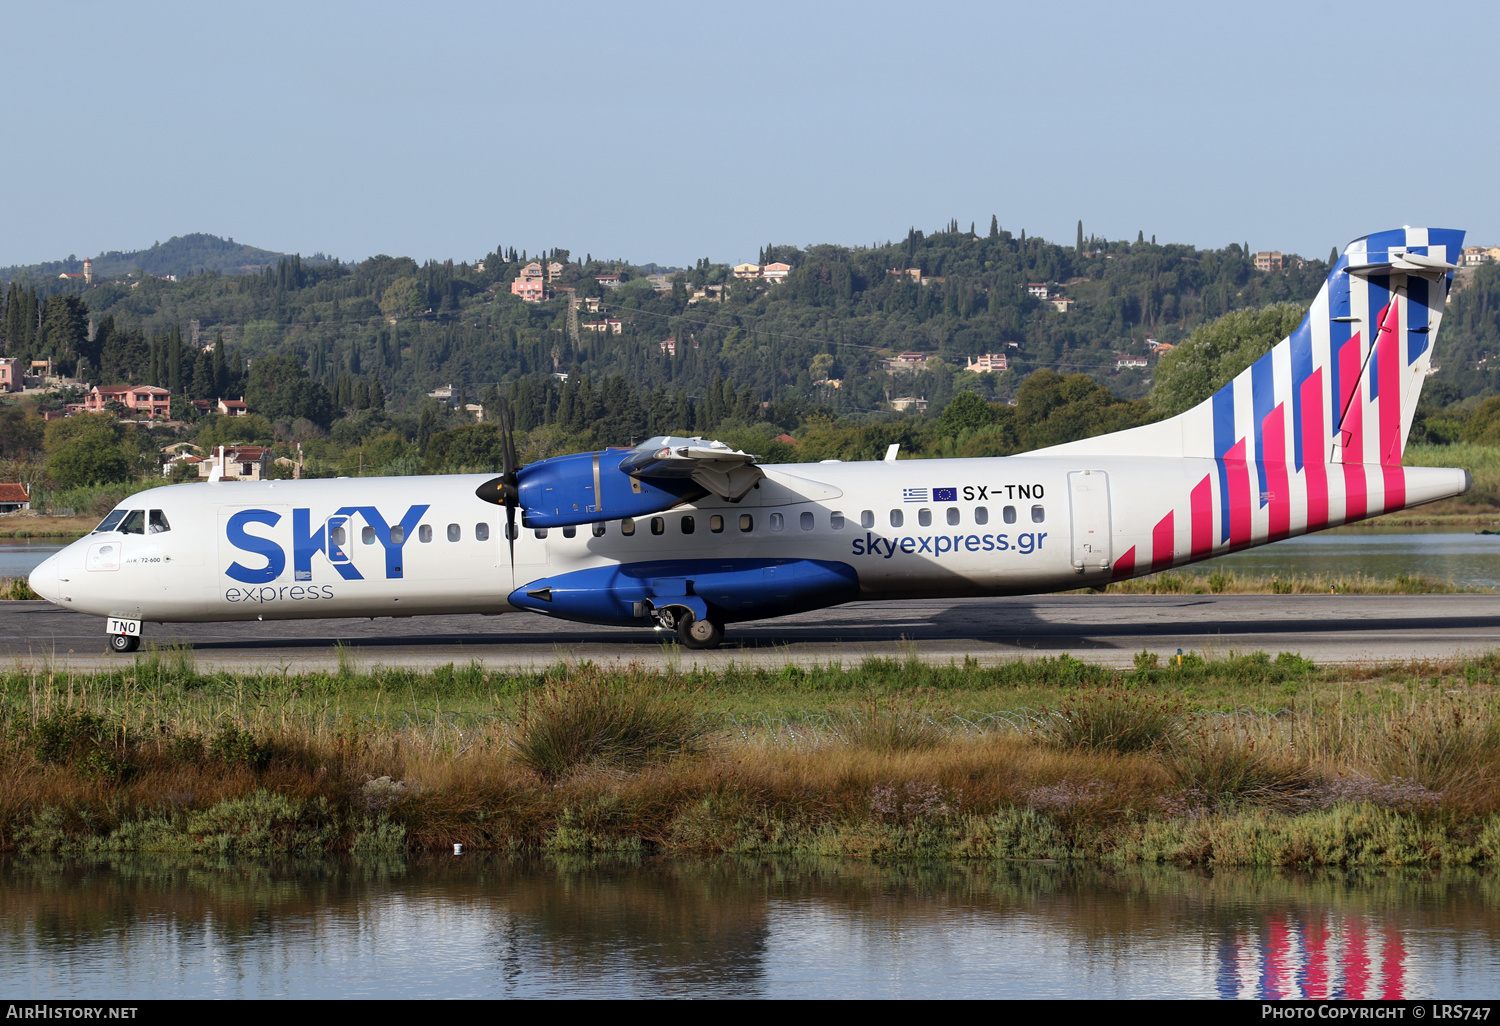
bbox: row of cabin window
[328,523,491,546]
[530,505,1046,540]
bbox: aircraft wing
[618,437,764,501]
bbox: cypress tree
[416,403,436,451]
[989,215,999,240]
[1076,220,1083,255]
[167,325,183,395]
[189,350,212,400]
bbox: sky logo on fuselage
[224,505,430,584]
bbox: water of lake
[0,539,64,579]
[2,858,1496,999]
[1182,527,1500,590]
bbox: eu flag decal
[933,487,957,502]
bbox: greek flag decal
[903,487,928,502]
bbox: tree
[44,415,135,488]
[42,295,88,369]
[212,335,227,397]
[244,353,335,428]
[939,390,995,434]
[1014,369,1153,450]
[189,349,213,400]
[380,276,425,321]
[1150,302,1309,417]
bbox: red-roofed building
[84,385,171,419]
[217,397,248,417]
[200,445,271,481]
[0,483,30,513]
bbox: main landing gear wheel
[676,614,724,650]
[109,634,140,654]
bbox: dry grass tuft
[510,675,708,782]
[1163,726,1316,810]
[1037,690,1184,755]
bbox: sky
[3,0,1496,268]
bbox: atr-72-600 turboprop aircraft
[28,227,1474,652]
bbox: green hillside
[0,234,320,283]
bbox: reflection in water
[3,859,1500,998]
[1216,914,1407,1000]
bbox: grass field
[6,648,1500,865]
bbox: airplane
[27,226,1474,653]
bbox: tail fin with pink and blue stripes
[1021,227,1469,571]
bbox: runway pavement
[0,593,1497,673]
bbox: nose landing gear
[105,617,143,654]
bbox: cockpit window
[148,510,170,534]
[94,510,127,533]
[118,511,145,535]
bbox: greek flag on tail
[1021,227,1472,581]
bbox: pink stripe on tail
[1150,510,1174,573]
[1225,438,1251,548]
[1339,334,1367,521]
[1301,369,1328,531]
[1190,474,1213,559]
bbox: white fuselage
[26,453,1470,628]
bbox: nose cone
[28,554,60,604]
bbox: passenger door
[1068,470,1112,573]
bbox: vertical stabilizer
[1020,227,1468,571]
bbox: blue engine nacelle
[513,449,704,528]
[508,558,861,627]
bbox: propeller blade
[501,401,519,484]
[500,401,518,571]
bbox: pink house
[0,358,19,392]
[511,278,546,303]
[84,385,171,419]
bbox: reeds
[1,652,1500,864]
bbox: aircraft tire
[109,634,140,654]
[677,613,724,650]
